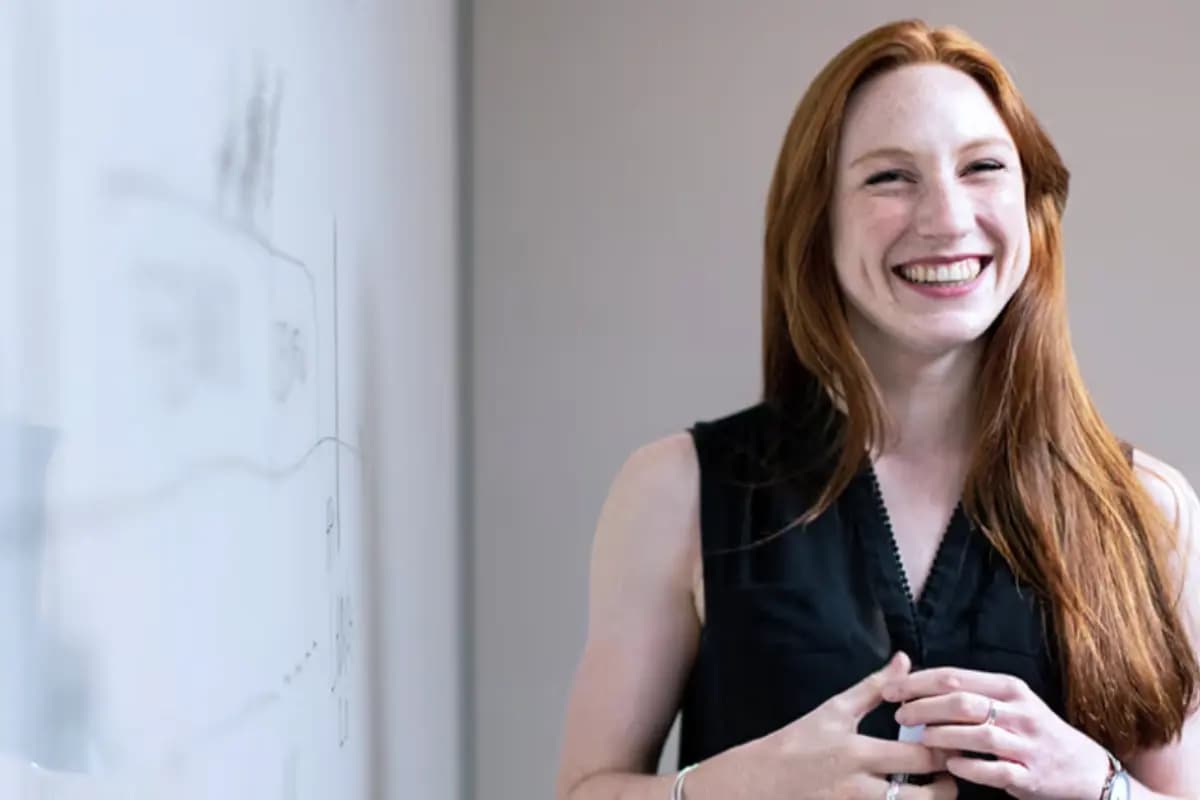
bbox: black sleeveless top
[677,398,1096,797]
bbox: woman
[554,18,1200,800]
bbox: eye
[965,160,1005,175]
[864,169,913,186]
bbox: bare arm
[554,433,704,800]
[1124,449,1200,797]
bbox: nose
[913,176,974,239]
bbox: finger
[946,754,1029,792]
[831,651,912,721]
[852,736,948,776]
[860,773,958,800]
[894,691,992,728]
[921,723,1028,762]
[924,773,960,800]
[883,667,1027,704]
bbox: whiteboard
[1,1,373,796]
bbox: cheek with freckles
[835,199,911,292]
[984,185,1031,285]
[861,199,912,258]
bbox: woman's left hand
[883,667,1113,800]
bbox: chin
[898,323,991,357]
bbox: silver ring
[984,699,997,727]
[886,775,903,800]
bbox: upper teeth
[898,258,981,284]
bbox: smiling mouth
[892,256,993,286]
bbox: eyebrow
[847,137,1016,169]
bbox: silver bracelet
[671,764,699,800]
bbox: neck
[851,321,983,462]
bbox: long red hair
[762,18,1198,755]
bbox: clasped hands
[883,658,1111,800]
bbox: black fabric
[677,399,1071,798]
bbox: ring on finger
[983,699,997,727]
[886,775,903,800]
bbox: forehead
[838,63,1014,162]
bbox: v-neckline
[853,460,971,664]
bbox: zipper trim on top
[864,462,962,665]
[865,464,924,662]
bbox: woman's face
[831,63,1030,357]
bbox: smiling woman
[555,18,1200,800]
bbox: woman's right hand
[687,651,957,800]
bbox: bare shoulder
[588,432,700,625]
[1130,447,1200,626]
[608,432,699,510]
[1131,447,1200,538]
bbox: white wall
[363,1,464,799]
[471,2,1200,798]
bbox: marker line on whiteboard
[104,167,315,282]
[103,165,321,382]
[50,435,361,529]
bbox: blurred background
[1,1,1196,798]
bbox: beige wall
[471,2,1199,797]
